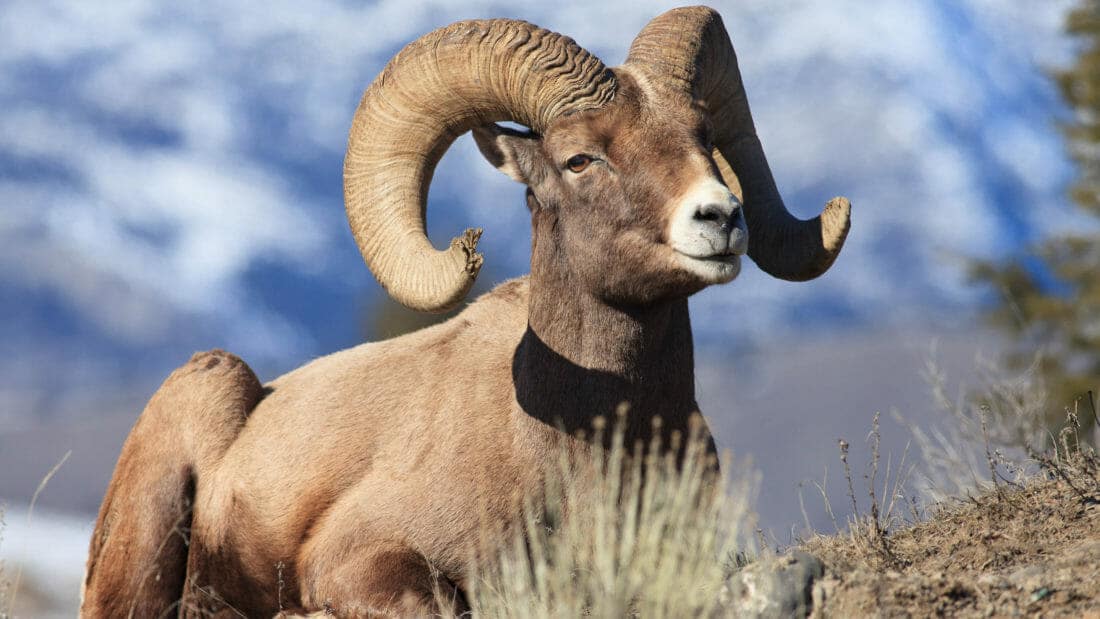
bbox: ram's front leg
[297,535,466,617]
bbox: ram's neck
[515,272,699,445]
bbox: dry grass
[803,437,1100,617]
[0,506,9,619]
[797,357,1100,618]
[454,416,758,618]
[0,451,70,619]
[896,352,1051,504]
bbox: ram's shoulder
[460,276,530,333]
[474,276,529,310]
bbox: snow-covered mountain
[0,0,1079,420]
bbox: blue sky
[0,0,1083,420]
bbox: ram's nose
[692,200,747,256]
[692,201,740,234]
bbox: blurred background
[2,0,1098,614]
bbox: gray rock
[721,551,825,618]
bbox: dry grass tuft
[826,413,915,571]
[900,352,1050,503]
[456,417,758,618]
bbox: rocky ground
[729,447,1100,618]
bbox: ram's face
[474,70,747,304]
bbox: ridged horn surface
[346,19,616,311]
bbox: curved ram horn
[626,6,850,281]
[345,19,616,312]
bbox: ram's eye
[566,154,593,173]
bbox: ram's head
[345,6,851,311]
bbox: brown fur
[83,69,772,616]
[82,350,264,617]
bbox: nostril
[693,203,729,225]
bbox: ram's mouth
[673,249,741,284]
[675,250,741,264]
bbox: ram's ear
[472,124,547,186]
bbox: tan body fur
[84,277,706,616]
[195,279,540,612]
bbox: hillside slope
[801,452,1100,617]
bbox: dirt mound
[803,458,1100,617]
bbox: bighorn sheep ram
[82,6,850,617]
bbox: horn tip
[454,227,484,275]
[822,196,851,252]
[826,195,851,212]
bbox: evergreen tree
[971,0,1100,435]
